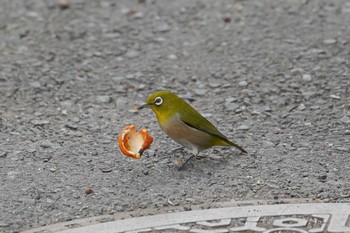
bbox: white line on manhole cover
[22,203,350,233]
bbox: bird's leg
[177,154,195,170]
[171,146,186,165]
[177,149,200,170]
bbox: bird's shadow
[168,147,244,172]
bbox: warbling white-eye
[138,90,247,168]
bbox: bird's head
[138,90,180,121]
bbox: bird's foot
[174,155,195,170]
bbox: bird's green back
[147,91,228,139]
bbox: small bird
[138,90,247,168]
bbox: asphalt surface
[0,0,349,232]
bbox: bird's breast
[159,113,213,151]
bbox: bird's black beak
[138,103,152,110]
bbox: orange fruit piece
[118,124,153,159]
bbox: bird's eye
[154,96,163,106]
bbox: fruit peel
[118,124,153,159]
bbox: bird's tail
[221,138,247,153]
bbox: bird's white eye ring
[154,96,163,106]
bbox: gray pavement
[1,0,350,233]
[22,203,350,233]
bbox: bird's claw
[174,155,195,170]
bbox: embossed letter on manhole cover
[22,203,350,233]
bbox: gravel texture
[0,0,349,232]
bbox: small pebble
[298,103,306,111]
[133,11,144,19]
[289,83,300,88]
[209,154,222,160]
[310,105,320,110]
[153,37,166,42]
[213,98,224,104]
[19,198,36,205]
[112,76,125,82]
[60,100,72,108]
[85,188,94,195]
[323,39,337,45]
[168,54,177,60]
[30,81,41,88]
[330,94,340,100]
[262,106,272,112]
[265,141,275,147]
[7,171,18,180]
[31,120,50,126]
[318,174,327,182]
[97,96,111,103]
[208,81,221,88]
[302,91,315,100]
[194,89,207,96]
[290,68,303,75]
[272,127,282,134]
[139,202,148,209]
[302,74,312,82]
[223,17,231,23]
[304,122,312,127]
[226,97,237,103]
[224,102,239,111]
[155,23,171,32]
[125,50,140,58]
[137,84,146,90]
[0,152,8,158]
[237,124,250,130]
[65,124,78,130]
[239,80,248,87]
[336,147,349,152]
[40,141,52,149]
[340,116,350,124]
[103,32,120,39]
[49,168,57,172]
[235,106,246,113]
[142,169,149,175]
[57,0,70,10]
[42,156,52,162]
[100,167,113,173]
